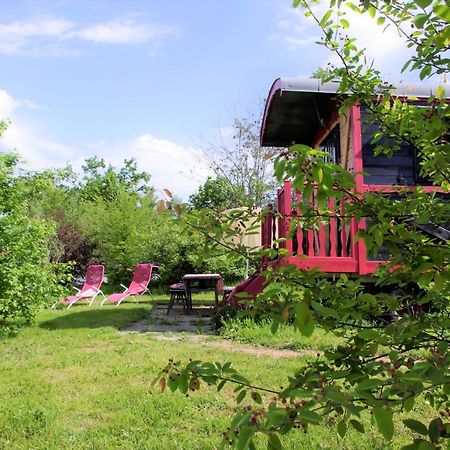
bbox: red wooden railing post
[329,197,337,257]
[351,105,368,275]
[261,204,273,266]
[296,190,304,255]
[283,181,293,255]
[277,188,283,250]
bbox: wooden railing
[265,180,447,274]
[275,181,359,257]
[263,180,365,274]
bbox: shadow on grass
[39,306,151,331]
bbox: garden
[1,1,450,449]
[0,296,440,449]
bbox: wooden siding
[360,109,419,185]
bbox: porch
[261,180,380,275]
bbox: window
[320,124,341,164]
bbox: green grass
[0,297,436,449]
[219,317,344,352]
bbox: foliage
[189,176,243,210]
[3,152,247,292]
[204,117,278,207]
[0,145,70,334]
[78,156,152,202]
[159,1,450,449]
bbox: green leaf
[299,409,322,424]
[349,420,365,434]
[355,378,384,392]
[428,418,443,443]
[434,5,450,22]
[377,16,385,25]
[413,13,429,29]
[237,390,247,404]
[271,319,280,334]
[402,440,435,450]
[414,0,432,8]
[274,159,286,181]
[294,302,315,337]
[340,18,350,28]
[231,411,251,430]
[373,407,394,440]
[403,419,428,436]
[178,373,189,394]
[420,65,432,79]
[236,427,254,450]
[435,86,446,101]
[357,329,379,340]
[168,374,179,392]
[337,420,347,438]
[403,396,415,412]
[251,391,263,405]
[267,434,283,450]
[310,300,338,319]
[319,10,332,27]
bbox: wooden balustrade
[266,180,363,274]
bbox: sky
[0,0,440,199]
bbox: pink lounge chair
[101,263,153,306]
[53,264,105,310]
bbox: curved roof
[260,77,448,147]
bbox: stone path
[124,303,216,335]
[122,303,318,359]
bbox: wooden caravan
[260,77,446,275]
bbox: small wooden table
[182,274,223,311]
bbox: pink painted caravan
[224,77,448,306]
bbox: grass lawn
[0,296,435,449]
[219,317,344,351]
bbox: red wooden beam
[351,105,368,275]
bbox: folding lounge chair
[101,263,153,306]
[53,264,105,309]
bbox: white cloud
[275,5,413,78]
[0,89,76,168]
[98,134,213,199]
[0,15,179,57]
[77,19,178,45]
[284,35,318,50]
[0,88,210,199]
[0,17,74,55]
[0,90,20,117]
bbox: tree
[189,176,243,210]
[156,1,450,448]
[205,117,277,207]
[78,156,152,202]
[0,137,69,334]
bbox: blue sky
[0,0,435,198]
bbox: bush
[0,151,69,334]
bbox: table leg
[214,283,219,308]
[183,281,190,311]
[188,281,193,311]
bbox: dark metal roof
[260,77,448,148]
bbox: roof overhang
[260,78,341,148]
[260,77,448,148]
